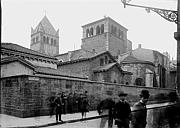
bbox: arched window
[111,25,114,34]
[43,36,46,43]
[121,31,124,39]
[90,27,93,36]
[36,36,38,42]
[135,78,144,86]
[86,29,89,37]
[101,24,104,34]
[96,25,100,35]
[100,58,104,66]
[118,29,121,38]
[105,56,108,64]
[51,38,53,45]
[47,37,49,44]
[54,39,56,45]
[114,27,117,36]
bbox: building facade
[57,51,132,84]
[30,16,59,56]
[81,17,130,58]
[119,44,170,88]
[120,54,156,87]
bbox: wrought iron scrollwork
[121,0,178,24]
[145,8,178,24]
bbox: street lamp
[121,0,180,93]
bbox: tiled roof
[93,63,117,72]
[121,55,154,66]
[1,56,36,69]
[1,56,87,79]
[93,62,132,74]
[35,66,88,79]
[58,51,116,66]
[122,55,140,63]
[32,16,58,36]
[1,43,58,62]
[55,49,95,62]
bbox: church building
[81,17,130,58]
[30,16,59,56]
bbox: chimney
[138,44,142,48]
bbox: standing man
[131,90,150,128]
[54,93,63,123]
[114,91,131,128]
[97,96,115,128]
[61,92,67,114]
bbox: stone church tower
[81,17,128,58]
[30,16,59,56]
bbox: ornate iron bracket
[121,0,178,24]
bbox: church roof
[58,51,116,66]
[1,43,58,63]
[93,63,120,73]
[1,56,87,79]
[1,56,36,69]
[93,62,132,74]
[35,66,88,79]
[55,49,95,62]
[32,16,58,36]
[121,54,154,66]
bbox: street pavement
[0,102,178,128]
[0,111,100,128]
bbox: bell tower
[81,17,128,58]
[30,16,59,56]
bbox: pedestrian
[61,92,67,114]
[79,94,89,119]
[131,90,150,128]
[97,96,115,128]
[166,91,179,128]
[54,92,63,123]
[73,92,79,113]
[67,92,73,113]
[113,91,131,128]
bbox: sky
[2,0,178,59]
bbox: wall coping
[1,74,175,92]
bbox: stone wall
[146,103,180,128]
[0,75,175,117]
[0,76,22,117]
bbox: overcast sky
[2,0,178,59]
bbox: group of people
[48,91,89,123]
[48,89,179,127]
[97,89,150,128]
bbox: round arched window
[96,25,100,35]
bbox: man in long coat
[131,90,150,128]
[114,91,131,128]
[54,93,63,123]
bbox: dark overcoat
[131,102,147,128]
[114,100,131,127]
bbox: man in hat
[54,92,63,123]
[131,90,150,128]
[113,91,131,128]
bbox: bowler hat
[139,90,150,98]
[118,91,128,97]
